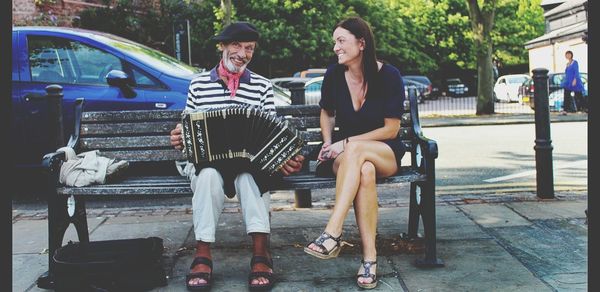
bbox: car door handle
[154,103,167,108]
[23,93,45,102]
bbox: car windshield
[404,76,431,85]
[508,76,529,84]
[447,79,461,85]
[88,32,200,78]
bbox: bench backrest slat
[76,101,418,165]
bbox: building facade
[525,0,588,74]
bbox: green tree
[492,0,545,66]
[233,0,344,77]
[466,0,497,115]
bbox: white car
[494,74,530,103]
[304,76,324,105]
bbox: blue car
[12,26,202,168]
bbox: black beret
[213,22,260,42]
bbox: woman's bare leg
[353,161,378,284]
[307,141,397,252]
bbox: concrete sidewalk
[13,187,588,291]
[420,111,587,128]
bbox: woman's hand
[318,140,344,161]
[572,79,577,87]
[318,142,331,161]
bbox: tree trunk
[467,0,497,115]
[221,0,232,26]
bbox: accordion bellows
[181,105,305,175]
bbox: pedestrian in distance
[303,16,407,290]
[169,21,304,291]
[560,50,585,115]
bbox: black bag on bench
[53,237,167,291]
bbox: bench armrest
[65,98,85,149]
[42,150,67,175]
[407,89,438,172]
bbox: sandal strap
[250,255,273,269]
[313,231,341,251]
[190,256,213,270]
[358,260,377,278]
[316,231,341,244]
[186,272,211,281]
[248,271,274,281]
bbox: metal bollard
[532,68,554,199]
[288,82,306,105]
[45,84,65,149]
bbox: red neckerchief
[217,59,243,98]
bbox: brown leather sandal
[248,255,275,291]
[186,257,212,291]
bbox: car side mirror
[106,70,137,98]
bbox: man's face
[220,41,256,73]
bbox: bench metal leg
[37,155,91,289]
[73,195,90,243]
[37,187,69,288]
[294,189,312,208]
[414,178,444,268]
[406,182,421,238]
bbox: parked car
[304,76,324,105]
[271,77,311,90]
[403,75,436,99]
[402,78,425,104]
[444,78,469,97]
[518,77,534,105]
[293,68,327,78]
[493,74,530,103]
[12,26,203,168]
[529,72,588,111]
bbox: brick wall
[13,0,162,27]
[15,0,159,27]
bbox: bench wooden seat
[37,91,444,289]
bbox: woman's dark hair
[334,17,378,92]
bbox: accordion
[181,105,305,175]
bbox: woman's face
[332,27,364,66]
[565,52,573,61]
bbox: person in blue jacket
[561,50,585,114]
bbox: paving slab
[485,218,587,289]
[392,239,551,292]
[506,200,588,220]
[12,254,48,292]
[458,203,532,227]
[169,246,404,291]
[12,217,105,253]
[90,216,193,253]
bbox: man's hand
[280,155,304,176]
[170,123,184,150]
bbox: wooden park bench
[36,90,444,288]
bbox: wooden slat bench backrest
[76,101,416,170]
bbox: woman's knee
[360,162,376,186]
[344,141,364,158]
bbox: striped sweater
[185,66,275,113]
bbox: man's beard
[223,53,249,73]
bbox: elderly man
[170,22,304,291]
